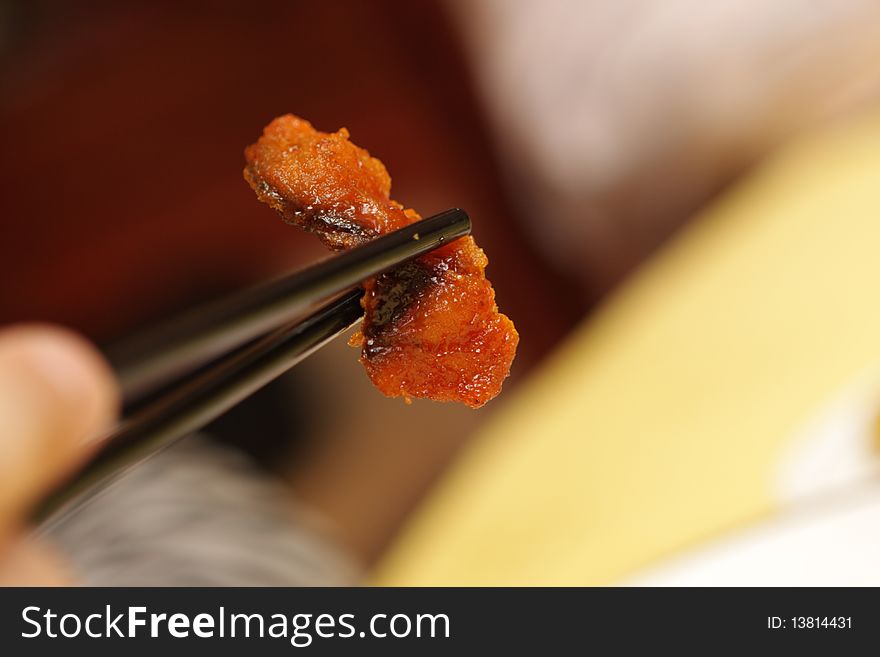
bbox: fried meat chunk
[244,115,517,407]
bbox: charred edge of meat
[246,167,378,249]
[362,260,435,359]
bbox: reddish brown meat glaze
[244,115,517,407]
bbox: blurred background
[3,0,880,585]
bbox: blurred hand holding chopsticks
[35,209,471,525]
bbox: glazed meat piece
[244,115,517,407]
[244,115,414,250]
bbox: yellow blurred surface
[374,110,880,585]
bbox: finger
[0,324,118,541]
[0,536,74,586]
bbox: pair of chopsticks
[35,209,471,526]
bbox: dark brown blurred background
[0,0,582,354]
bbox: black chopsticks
[108,208,471,406]
[34,209,471,525]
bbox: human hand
[0,325,117,585]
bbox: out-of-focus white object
[625,373,880,586]
[776,370,880,504]
[624,482,880,586]
[449,0,880,291]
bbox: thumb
[0,325,118,538]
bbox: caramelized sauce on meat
[244,115,517,407]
